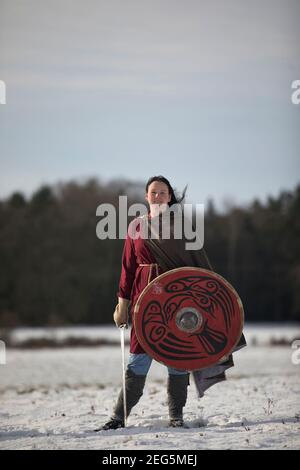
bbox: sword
[119,324,127,427]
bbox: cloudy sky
[0,0,299,209]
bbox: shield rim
[134,266,245,371]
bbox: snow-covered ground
[5,323,300,347]
[0,325,299,450]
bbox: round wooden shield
[134,267,244,371]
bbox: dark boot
[96,417,124,431]
[167,373,190,427]
[100,369,146,431]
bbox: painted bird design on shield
[134,267,244,371]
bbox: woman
[100,175,246,430]
[101,175,192,430]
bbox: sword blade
[120,326,127,427]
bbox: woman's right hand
[113,298,129,327]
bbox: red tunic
[117,216,163,354]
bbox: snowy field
[0,324,299,450]
[5,322,300,347]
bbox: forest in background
[0,178,299,327]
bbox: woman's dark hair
[145,175,187,207]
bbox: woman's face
[145,181,171,210]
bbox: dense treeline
[0,178,299,326]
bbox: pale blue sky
[0,0,299,209]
